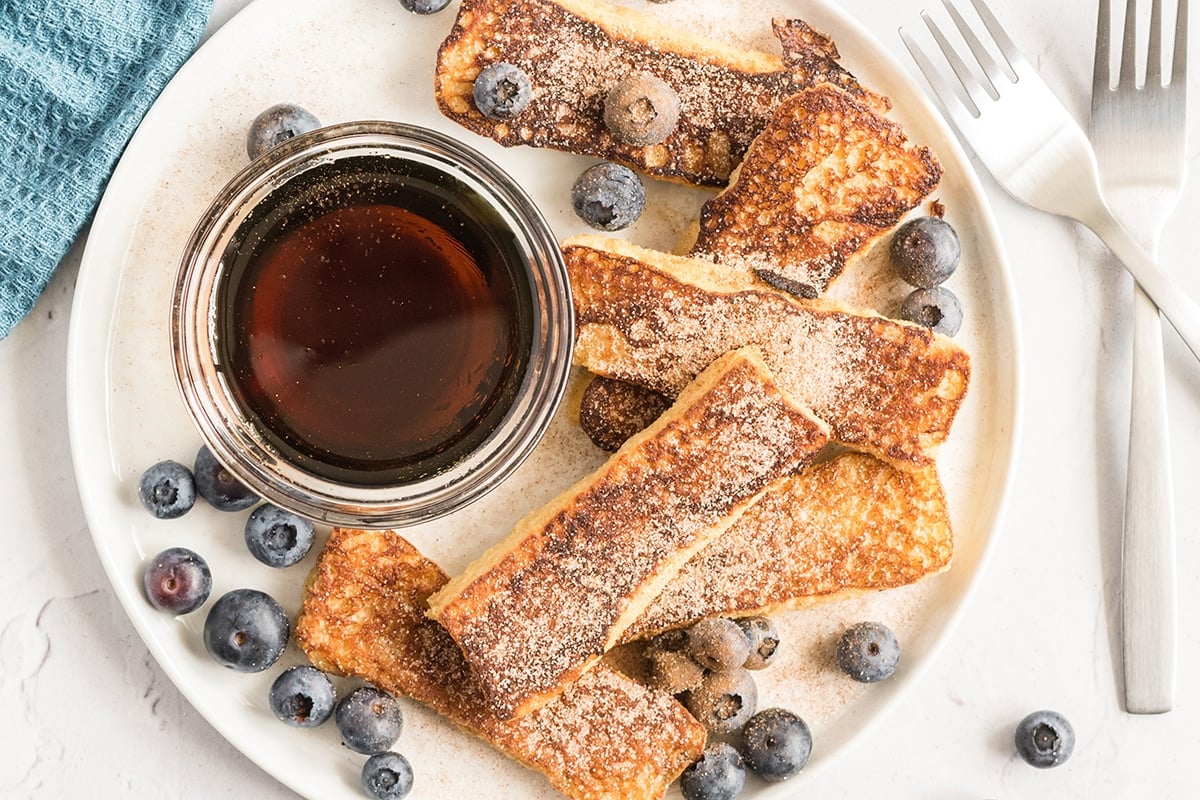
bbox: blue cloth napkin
[0,0,213,339]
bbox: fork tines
[901,0,1028,122]
[1093,0,1188,93]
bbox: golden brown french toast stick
[296,529,706,800]
[624,451,954,640]
[427,346,830,719]
[434,0,883,185]
[564,235,970,468]
[690,83,943,296]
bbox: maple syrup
[216,154,531,486]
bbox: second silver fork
[1091,0,1188,715]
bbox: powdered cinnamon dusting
[565,241,971,467]
[295,529,707,800]
[428,349,829,719]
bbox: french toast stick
[688,83,943,297]
[295,529,706,800]
[564,235,970,468]
[427,347,830,719]
[623,451,954,640]
[434,0,885,186]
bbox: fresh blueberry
[686,618,752,672]
[645,645,705,695]
[193,445,258,512]
[336,686,404,755]
[399,0,449,13]
[1014,710,1075,768]
[361,751,415,800]
[836,621,900,683]
[680,742,746,800]
[246,103,321,161]
[890,216,961,288]
[143,547,211,614]
[683,667,757,734]
[472,62,533,120]
[138,460,196,519]
[571,162,645,231]
[649,627,690,653]
[604,72,681,146]
[740,707,812,782]
[899,286,963,336]
[736,616,780,670]
[244,504,315,568]
[269,665,336,727]
[203,588,290,673]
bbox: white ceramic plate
[66,0,1021,797]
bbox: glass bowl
[171,120,573,527]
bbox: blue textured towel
[0,0,213,339]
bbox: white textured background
[3,0,1200,798]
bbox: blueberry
[246,103,321,160]
[836,621,900,683]
[398,0,449,13]
[890,216,961,288]
[680,742,746,800]
[138,460,196,519]
[361,751,414,800]
[336,686,404,755]
[244,504,315,568]
[686,618,752,672]
[1014,710,1075,768]
[203,589,290,673]
[649,627,689,653]
[571,162,645,231]
[193,445,258,512]
[683,667,757,734]
[645,645,705,695]
[604,72,681,146]
[472,62,533,120]
[736,616,780,670]
[269,665,336,727]
[899,286,963,336]
[143,547,211,614]
[740,707,812,782]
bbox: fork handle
[1123,283,1177,715]
[1086,209,1200,364]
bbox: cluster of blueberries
[644,615,902,800]
[138,447,412,800]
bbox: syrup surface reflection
[218,155,528,486]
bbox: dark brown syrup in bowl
[217,155,532,486]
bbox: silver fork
[899,0,1200,367]
[1091,0,1188,715]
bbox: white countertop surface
[3,0,1199,797]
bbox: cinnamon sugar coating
[624,451,954,639]
[296,529,706,800]
[564,235,970,468]
[434,0,884,185]
[427,347,829,719]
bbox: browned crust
[623,451,954,639]
[563,235,971,468]
[691,83,943,296]
[427,347,830,719]
[434,0,885,186]
[295,529,706,800]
